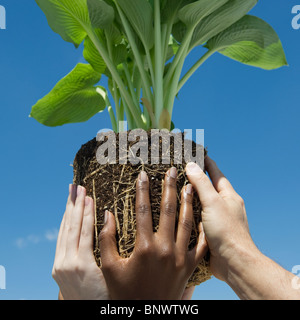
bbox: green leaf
[83,30,107,74]
[116,0,154,50]
[206,15,288,70]
[190,0,258,50]
[172,20,187,43]
[112,44,128,65]
[30,64,106,127]
[104,23,123,44]
[161,0,186,23]
[178,0,229,27]
[87,0,115,29]
[35,0,90,47]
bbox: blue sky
[0,1,300,300]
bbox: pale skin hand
[99,168,208,300]
[186,157,300,300]
[52,185,109,300]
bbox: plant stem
[164,31,194,117]
[177,49,215,93]
[104,92,117,132]
[154,0,164,127]
[164,27,194,92]
[145,49,155,88]
[105,30,120,129]
[87,29,146,130]
[115,2,153,108]
[107,106,118,132]
[122,63,140,114]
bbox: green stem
[103,88,117,132]
[165,40,190,117]
[122,63,140,114]
[121,99,134,130]
[164,26,194,92]
[161,23,168,63]
[146,49,155,88]
[105,31,121,131]
[177,50,215,93]
[87,29,146,130]
[115,2,153,108]
[154,0,164,127]
[108,107,117,132]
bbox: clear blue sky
[0,0,300,300]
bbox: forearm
[58,290,64,300]
[226,244,300,300]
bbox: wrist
[223,242,268,299]
[221,238,262,282]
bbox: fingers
[65,186,86,258]
[135,171,153,241]
[176,185,194,252]
[158,167,178,241]
[99,210,120,267]
[186,162,220,207]
[188,223,208,267]
[78,196,95,257]
[55,184,77,263]
[205,156,236,196]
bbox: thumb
[185,162,219,207]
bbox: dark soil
[73,130,212,287]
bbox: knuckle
[136,204,151,216]
[239,197,245,207]
[165,176,177,190]
[235,195,245,207]
[80,227,89,238]
[52,266,59,279]
[183,193,193,205]
[136,180,149,192]
[67,224,73,233]
[176,255,187,270]
[162,201,176,217]
[179,218,193,232]
[136,241,153,257]
[159,244,174,261]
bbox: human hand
[52,185,109,300]
[186,157,258,282]
[99,168,208,300]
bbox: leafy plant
[31,0,287,132]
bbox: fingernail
[168,167,177,179]
[77,185,85,196]
[186,184,193,195]
[104,210,109,224]
[139,171,148,182]
[186,162,202,174]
